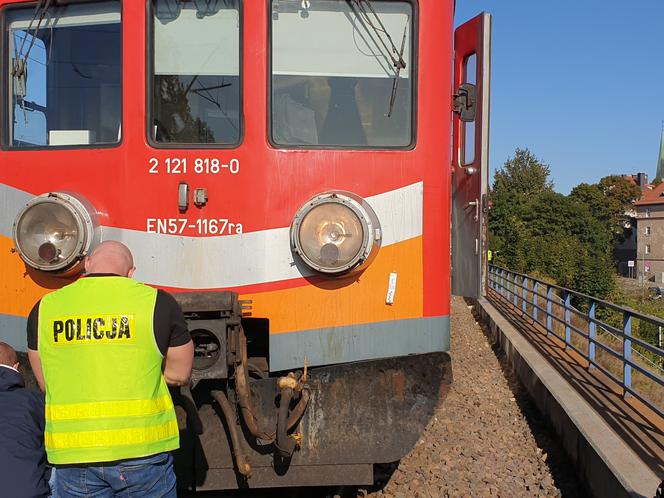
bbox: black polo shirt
[27,274,190,355]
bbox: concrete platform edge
[476,297,660,498]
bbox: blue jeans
[53,453,176,498]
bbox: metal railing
[488,265,664,419]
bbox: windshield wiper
[387,20,408,117]
[347,0,407,116]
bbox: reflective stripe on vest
[46,394,174,421]
[38,277,179,464]
[45,420,179,449]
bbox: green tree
[492,148,553,197]
[522,191,615,296]
[489,148,616,299]
[570,175,641,241]
[490,148,553,245]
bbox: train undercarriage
[171,291,452,491]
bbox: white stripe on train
[0,182,423,289]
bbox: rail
[487,265,664,419]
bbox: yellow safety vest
[38,276,179,464]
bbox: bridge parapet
[488,265,664,419]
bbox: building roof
[635,182,664,206]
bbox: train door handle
[466,199,479,222]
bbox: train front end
[0,0,490,490]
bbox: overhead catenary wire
[12,0,54,79]
[348,0,406,71]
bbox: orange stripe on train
[241,237,423,334]
[0,235,70,316]
[1,234,423,334]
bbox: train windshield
[151,0,241,146]
[271,0,414,148]
[5,2,121,148]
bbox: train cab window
[5,2,121,148]
[270,0,414,148]
[150,0,241,145]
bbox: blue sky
[454,1,664,193]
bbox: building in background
[615,172,648,277]
[634,183,664,281]
[632,128,664,281]
[623,172,650,188]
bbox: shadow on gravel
[468,298,590,498]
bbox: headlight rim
[290,191,380,275]
[12,192,97,272]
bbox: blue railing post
[494,268,498,291]
[500,269,505,297]
[533,281,539,323]
[513,273,518,307]
[507,273,516,304]
[623,312,632,398]
[522,276,528,314]
[588,300,596,370]
[564,292,571,348]
[546,286,553,337]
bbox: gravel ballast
[364,297,586,498]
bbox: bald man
[86,239,137,276]
[27,241,193,497]
[0,342,50,497]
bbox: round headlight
[13,192,99,272]
[291,192,381,275]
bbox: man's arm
[163,341,194,386]
[26,301,45,392]
[28,349,45,392]
[155,290,193,386]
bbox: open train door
[451,13,491,298]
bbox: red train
[0,0,490,490]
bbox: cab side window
[5,1,122,148]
